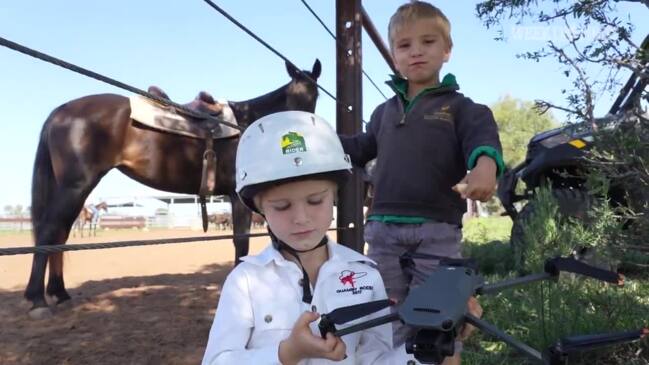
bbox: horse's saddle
[129,87,241,231]
[128,86,240,140]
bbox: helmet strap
[268,228,328,303]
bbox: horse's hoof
[55,298,74,311]
[28,306,53,320]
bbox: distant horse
[73,201,108,237]
[251,212,266,229]
[208,212,232,230]
[26,60,321,317]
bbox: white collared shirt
[202,239,420,364]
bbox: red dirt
[0,228,279,365]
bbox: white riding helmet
[236,110,352,212]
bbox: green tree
[3,204,24,217]
[491,95,557,168]
[473,2,649,362]
[12,204,24,217]
[476,0,647,124]
[476,0,649,254]
[478,96,556,215]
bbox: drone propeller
[545,257,624,285]
[544,327,649,364]
[325,299,393,325]
[553,327,648,354]
[480,256,624,296]
[318,299,393,339]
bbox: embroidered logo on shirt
[281,131,307,154]
[339,270,366,287]
[336,270,372,295]
[424,104,453,123]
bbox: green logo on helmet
[281,131,307,154]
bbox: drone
[318,252,647,364]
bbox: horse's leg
[29,167,99,316]
[25,252,50,316]
[92,214,98,236]
[26,195,79,318]
[47,251,69,307]
[230,194,252,264]
[26,123,63,318]
[28,94,129,318]
[42,186,93,309]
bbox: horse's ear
[286,60,299,79]
[312,59,322,80]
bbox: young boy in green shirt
[341,2,504,363]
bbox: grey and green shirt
[340,74,504,225]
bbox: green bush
[585,114,649,268]
[461,194,649,364]
[519,187,624,273]
[463,217,514,275]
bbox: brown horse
[251,212,266,229]
[208,212,232,230]
[73,201,108,238]
[26,60,321,318]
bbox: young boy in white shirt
[203,111,481,364]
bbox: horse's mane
[228,81,290,125]
[228,76,317,127]
[235,80,291,107]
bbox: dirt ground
[0,227,290,365]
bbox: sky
[0,0,647,210]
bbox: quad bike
[497,34,649,268]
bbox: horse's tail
[30,110,59,241]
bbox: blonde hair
[388,1,453,50]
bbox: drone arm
[478,272,553,296]
[478,257,623,296]
[552,327,648,354]
[464,313,545,364]
[334,312,400,337]
[544,257,623,285]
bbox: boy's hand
[458,296,483,341]
[453,156,497,202]
[442,298,483,365]
[278,311,347,365]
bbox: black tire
[510,188,592,273]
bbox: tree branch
[534,99,585,119]
[548,41,596,122]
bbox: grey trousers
[364,220,463,349]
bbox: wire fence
[0,2,379,258]
[0,228,349,256]
[0,36,241,131]
[298,0,389,101]
[201,0,372,124]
